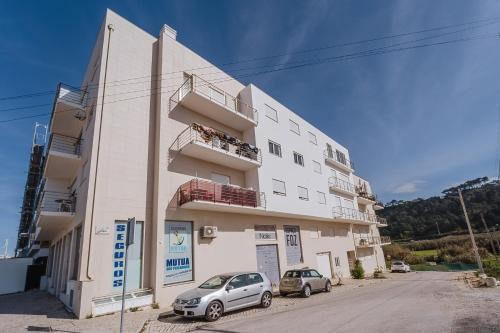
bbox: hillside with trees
[379,177,500,241]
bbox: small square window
[298,186,309,200]
[268,140,282,157]
[265,104,278,122]
[308,132,317,145]
[293,152,304,166]
[317,191,326,204]
[289,120,300,135]
[272,179,286,195]
[312,160,321,174]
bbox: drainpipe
[86,23,114,280]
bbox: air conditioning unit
[200,226,218,238]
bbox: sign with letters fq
[284,225,302,265]
[164,221,193,284]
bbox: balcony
[377,216,388,227]
[356,190,377,205]
[170,124,261,171]
[354,236,392,247]
[178,179,266,214]
[35,191,75,241]
[373,201,384,210]
[332,206,380,225]
[51,84,87,138]
[44,133,82,179]
[170,74,258,131]
[328,177,356,197]
[380,236,391,244]
[324,150,354,173]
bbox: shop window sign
[164,221,193,284]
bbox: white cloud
[393,180,426,194]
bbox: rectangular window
[272,179,286,195]
[268,140,282,157]
[284,225,303,265]
[289,119,300,135]
[308,132,317,145]
[336,150,347,165]
[164,221,193,285]
[335,257,341,267]
[326,143,334,159]
[265,104,278,122]
[211,172,230,185]
[298,186,309,200]
[293,152,304,166]
[255,225,277,240]
[312,160,321,174]
[71,226,82,280]
[317,191,326,204]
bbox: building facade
[17,10,390,318]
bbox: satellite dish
[74,110,87,121]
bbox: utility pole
[457,189,484,274]
[480,213,498,261]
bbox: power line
[0,32,497,124]
[1,14,500,102]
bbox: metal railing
[178,179,266,208]
[48,133,81,156]
[37,191,76,214]
[355,186,377,202]
[171,124,261,165]
[354,236,392,247]
[328,177,356,194]
[377,216,388,226]
[170,74,258,123]
[57,83,87,108]
[332,206,382,224]
[380,236,391,244]
[324,150,354,170]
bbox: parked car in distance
[279,269,331,298]
[391,261,411,273]
[172,272,273,321]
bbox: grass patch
[412,249,437,258]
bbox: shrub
[351,260,365,279]
[151,303,160,309]
[483,260,500,279]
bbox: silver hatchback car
[173,272,273,321]
[279,269,331,297]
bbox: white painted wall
[0,258,32,295]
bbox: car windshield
[393,262,403,265]
[284,271,302,278]
[199,275,233,289]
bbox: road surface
[191,271,500,333]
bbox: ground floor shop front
[43,210,385,318]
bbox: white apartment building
[19,9,390,318]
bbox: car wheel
[261,291,272,308]
[301,285,311,298]
[205,301,223,322]
[279,292,288,297]
[325,281,332,292]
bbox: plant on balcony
[351,259,365,279]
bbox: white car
[391,261,411,273]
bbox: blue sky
[1,0,499,255]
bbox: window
[211,173,230,185]
[309,270,321,277]
[312,160,322,174]
[308,132,317,145]
[71,226,82,280]
[272,179,286,195]
[317,191,326,204]
[298,186,309,200]
[228,275,248,289]
[246,273,264,285]
[268,140,282,157]
[293,152,304,166]
[335,257,341,267]
[289,119,300,135]
[336,150,347,165]
[265,104,278,122]
[326,143,334,159]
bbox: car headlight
[186,297,201,305]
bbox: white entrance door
[316,252,332,279]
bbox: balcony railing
[377,216,388,226]
[171,123,261,165]
[333,206,385,225]
[328,177,356,194]
[48,133,81,156]
[37,191,76,214]
[354,236,392,247]
[178,179,266,208]
[380,236,391,244]
[171,74,258,123]
[57,83,87,108]
[324,150,354,170]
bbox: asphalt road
[191,271,500,333]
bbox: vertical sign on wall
[112,222,127,290]
[284,225,303,265]
[164,221,193,284]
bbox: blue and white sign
[112,222,127,290]
[164,221,193,284]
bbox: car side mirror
[226,285,234,292]
[319,275,323,278]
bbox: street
[184,272,499,333]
